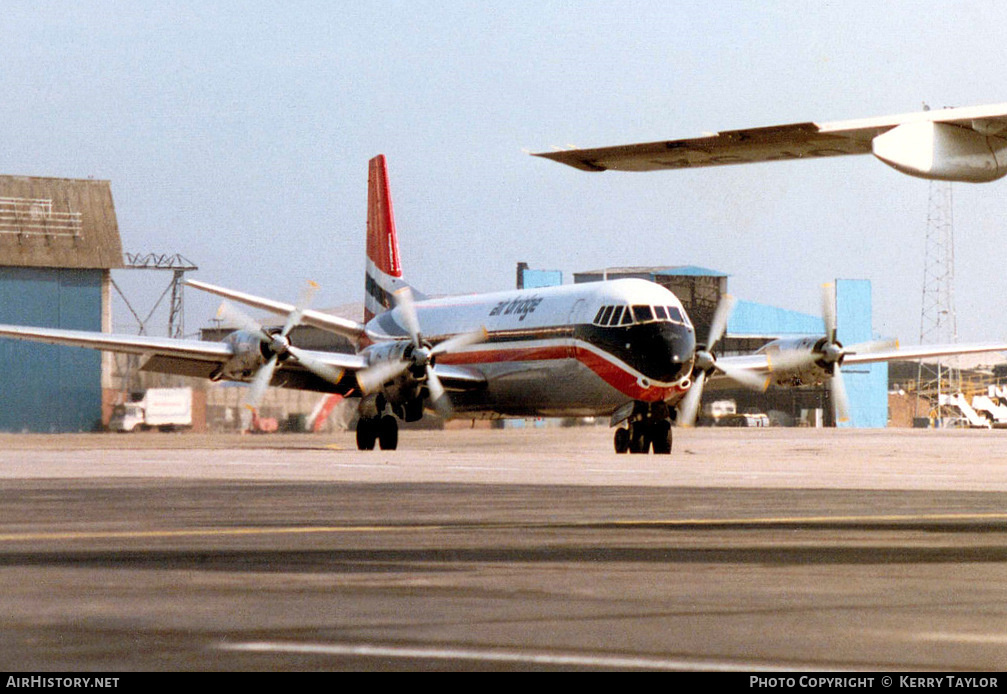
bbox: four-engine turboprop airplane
[533,102,1007,183]
[0,154,1006,454]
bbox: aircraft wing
[712,341,1007,380]
[0,324,236,361]
[0,323,368,394]
[187,279,367,343]
[533,102,1007,182]
[0,323,486,395]
[841,342,1007,366]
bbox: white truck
[109,387,193,432]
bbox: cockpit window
[593,302,691,327]
[632,305,654,323]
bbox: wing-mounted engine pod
[813,336,844,375]
[872,121,1007,182]
[258,328,293,362]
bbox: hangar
[0,176,122,432]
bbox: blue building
[0,177,123,432]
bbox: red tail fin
[365,154,404,323]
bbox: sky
[2,1,1006,344]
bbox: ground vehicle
[109,387,193,432]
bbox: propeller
[679,294,770,426]
[767,283,897,425]
[217,281,344,427]
[356,287,487,418]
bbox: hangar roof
[0,175,124,269]
[574,265,728,279]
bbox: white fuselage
[363,278,697,418]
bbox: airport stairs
[938,393,993,428]
[970,388,1007,428]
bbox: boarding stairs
[970,387,1007,428]
[938,393,992,429]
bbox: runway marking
[0,525,441,542]
[915,632,1007,645]
[2,512,1006,543]
[217,640,817,671]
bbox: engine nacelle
[760,336,832,387]
[211,330,271,381]
[871,121,1007,182]
[359,340,428,421]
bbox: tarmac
[1,426,1006,671]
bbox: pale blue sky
[2,1,1006,343]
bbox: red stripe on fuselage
[436,340,686,402]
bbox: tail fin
[365,154,407,323]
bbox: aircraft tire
[629,423,650,454]
[651,420,672,455]
[378,415,399,450]
[614,427,630,454]
[356,418,377,450]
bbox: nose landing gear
[614,401,673,455]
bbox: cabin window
[632,305,654,323]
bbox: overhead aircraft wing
[533,102,1007,182]
[187,279,367,343]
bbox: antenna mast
[915,180,959,424]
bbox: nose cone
[641,322,695,383]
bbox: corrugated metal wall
[0,268,103,432]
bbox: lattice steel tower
[915,179,960,422]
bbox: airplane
[0,154,1006,455]
[532,102,1007,182]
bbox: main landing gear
[356,414,398,450]
[355,393,400,450]
[614,401,673,455]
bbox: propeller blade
[430,326,488,356]
[717,362,770,392]
[426,366,453,419]
[287,345,345,384]
[844,338,898,355]
[217,301,271,342]
[281,280,319,337]
[767,347,817,374]
[830,368,852,425]
[356,359,410,394]
[821,282,837,344]
[394,287,423,347]
[678,371,707,427]
[246,354,279,411]
[706,294,737,348]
